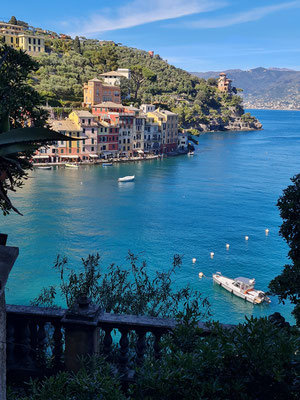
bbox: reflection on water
[118,182,135,191]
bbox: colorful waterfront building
[69,111,98,161]
[33,119,81,163]
[147,108,179,153]
[178,132,189,151]
[144,118,161,154]
[83,78,121,107]
[92,102,135,156]
[98,120,119,156]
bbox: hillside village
[1,17,262,163]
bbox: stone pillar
[0,238,19,400]
[62,296,102,372]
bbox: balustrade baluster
[36,321,47,367]
[52,322,63,370]
[14,318,32,367]
[103,327,113,361]
[136,329,146,365]
[119,328,129,376]
[29,321,38,364]
[153,331,162,359]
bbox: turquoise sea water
[3,109,299,324]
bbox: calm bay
[3,109,299,324]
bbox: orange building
[83,78,121,107]
[218,72,232,92]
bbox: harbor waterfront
[3,109,299,325]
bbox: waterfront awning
[89,154,98,158]
[137,150,144,154]
[33,155,49,159]
[60,155,80,158]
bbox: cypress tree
[74,36,81,54]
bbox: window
[127,139,130,144]
[82,119,85,124]
[60,141,64,145]
[92,128,94,134]
[77,132,80,137]
[112,144,115,149]
[83,128,85,133]
[38,47,40,52]
[69,149,72,154]
[33,38,36,44]
[100,127,103,132]
[91,139,94,144]
[33,46,36,52]
[103,145,106,150]
[88,119,91,125]
[91,147,94,151]
[127,146,130,150]
[11,37,13,43]
[61,149,64,153]
[28,38,31,44]
[83,139,85,145]
[77,149,79,153]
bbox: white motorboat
[65,163,79,169]
[102,163,113,167]
[213,272,270,304]
[37,166,52,170]
[118,175,135,182]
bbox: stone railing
[6,299,215,384]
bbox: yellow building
[147,108,178,153]
[0,21,45,54]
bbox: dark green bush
[8,358,125,400]
[131,317,300,400]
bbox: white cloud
[189,1,300,28]
[65,0,226,37]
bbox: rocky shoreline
[189,114,262,134]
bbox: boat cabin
[233,277,255,291]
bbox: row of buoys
[193,229,270,263]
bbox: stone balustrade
[6,301,217,384]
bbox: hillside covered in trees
[31,37,261,133]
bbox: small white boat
[37,166,52,170]
[102,163,113,167]
[118,175,135,182]
[188,152,194,156]
[65,163,79,169]
[213,272,270,304]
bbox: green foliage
[269,174,300,325]
[32,252,210,319]
[8,357,125,400]
[8,16,17,25]
[131,317,300,400]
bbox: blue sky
[1,0,300,71]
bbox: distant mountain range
[191,67,300,110]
